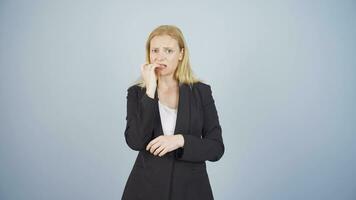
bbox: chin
[158,71,173,77]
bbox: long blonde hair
[134,25,200,88]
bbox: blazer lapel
[174,84,190,136]
[153,89,163,137]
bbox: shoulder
[127,84,145,93]
[126,84,146,99]
[192,81,212,94]
[190,81,216,105]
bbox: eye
[166,49,173,54]
[151,49,158,53]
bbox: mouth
[157,64,167,69]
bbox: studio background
[1,0,355,199]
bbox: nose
[155,50,166,61]
[157,54,165,62]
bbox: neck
[158,75,178,90]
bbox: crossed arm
[124,85,224,162]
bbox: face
[149,35,184,77]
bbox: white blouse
[158,100,177,136]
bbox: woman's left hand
[146,134,185,157]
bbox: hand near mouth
[141,63,162,98]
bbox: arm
[175,85,225,162]
[124,86,156,151]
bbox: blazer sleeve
[124,86,156,151]
[175,84,225,162]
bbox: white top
[158,100,177,136]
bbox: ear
[179,48,184,61]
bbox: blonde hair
[134,25,200,88]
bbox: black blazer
[122,81,224,200]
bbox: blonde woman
[122,25,224,200]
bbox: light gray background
[1,0,355,199]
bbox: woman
[122,25,224,200]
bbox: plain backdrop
[1,0,355,199]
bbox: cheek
[149,55,154,63]
[167,56,179,68]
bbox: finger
[158,148,168,157]
[150,142,162,154]
[153,145,165,156]
[142,63,152,72]
[148,140,161,153]
[149,63,160,71]
[148,64,155,72]
[146,136,161,151]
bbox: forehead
[150,35,179,48]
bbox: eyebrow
[151,47,175,49]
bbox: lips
[157,64,167,68]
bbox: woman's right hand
[141,63,160,98]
